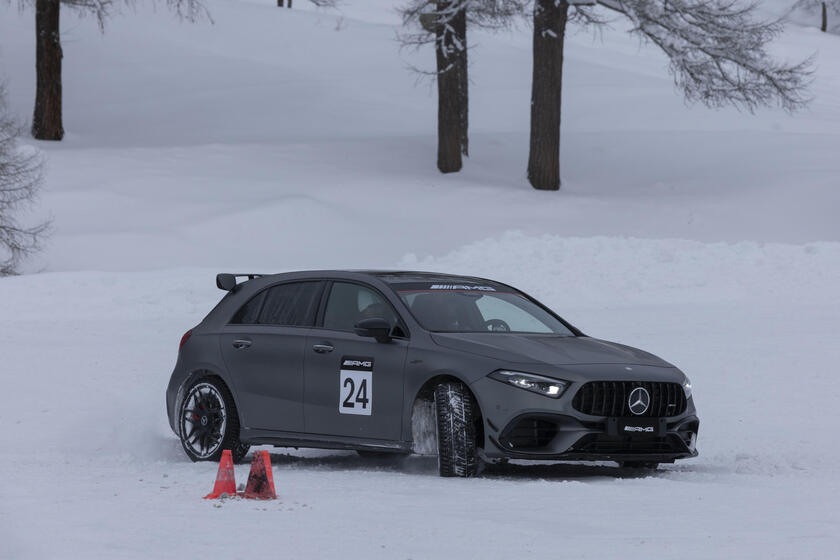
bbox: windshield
[395,287,574,335]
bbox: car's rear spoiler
[216,273,266,291]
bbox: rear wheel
[178,377,249,463]
[434,380,480,477]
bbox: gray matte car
[166,271,699,476]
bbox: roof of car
[359,271,503,285]
[218,270,511,293]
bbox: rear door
[220,281,323,433]
[304,281,409,441]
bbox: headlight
[683,376,692,399]
[488,370,569,399]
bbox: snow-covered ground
[1,1,839,558]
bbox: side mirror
[354,317,392,343]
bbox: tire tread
[435,381,479,477]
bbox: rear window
[230,281,321,327]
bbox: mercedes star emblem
[628,387,651,415]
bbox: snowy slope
[1,1,839,558]
[0,1,839,272]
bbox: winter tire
[434,380,480,477]
[178,377,249,463]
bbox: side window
[258,282,321,326]
[323,282,400,332]
[230,291,267,324]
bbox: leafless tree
[18,0,210,141]
[795,0,840,32]
[24,0,111,141]
[399,1,529,173]
[0,86,49,276]
[528,0,813,190]
[164,0,212,22]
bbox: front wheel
[178,377,249,463]
[434,381,480,477]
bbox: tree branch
[596,0,813,112]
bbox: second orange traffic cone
[204,449,237,499]
[242,450,276,499]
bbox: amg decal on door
[339,356,373,416]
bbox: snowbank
[401,232,840,307]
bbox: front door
[304,281,408,441]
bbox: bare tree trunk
[821,2,827,32]
[435,3,468,174]
[32,0,63,141]
[527,0,568,190]
[457,15,468,159]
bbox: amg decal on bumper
[623,426,655,433]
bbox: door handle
[232,339,252,350]
[312,344,334,354]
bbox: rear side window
[230,281,320,326]
[259,282,320,326]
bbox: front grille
[571,433,687,455]
[572,381,686,417]
[500,417,558,450]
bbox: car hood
[430,333,673,367]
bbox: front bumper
[470,376,699,463]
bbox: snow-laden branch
[597,0,813,111]
[398,1,529,56]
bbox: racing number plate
[339,356,373,416]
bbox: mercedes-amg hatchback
[166,271,699,476]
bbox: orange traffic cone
[203,449,237,499]
[242,450,276,499]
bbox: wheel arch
[408,373,485,450]
[172,367,244,436]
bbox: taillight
[179,329,193,351]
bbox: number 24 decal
[339,367,373,416]
[342,377,369,409]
